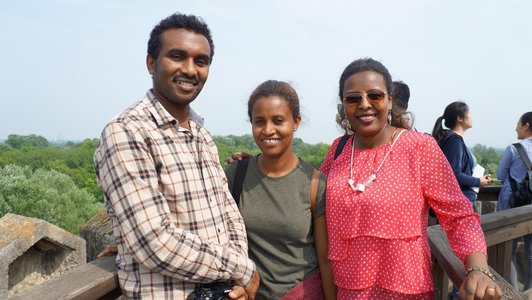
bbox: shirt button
[218,228,221,233]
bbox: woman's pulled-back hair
[431,101,470,145]
[247,80,300,122]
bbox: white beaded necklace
[348,128,406,192]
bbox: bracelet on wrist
[465,266,496,281]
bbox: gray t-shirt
[225,156,326,299]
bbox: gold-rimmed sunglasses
[342,90,388,106]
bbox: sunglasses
[343,90,387,106]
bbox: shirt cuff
[234,256,256,287]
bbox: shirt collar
[145,90,204,128]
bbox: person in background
[321,57,501,299]
[391,80,415,130]
[224,80,336,299]
[94,13,258,299]
[432,101,493,205]
[496,111,532,291]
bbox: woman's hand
[96,245,118,258]
[480,174,494,187]
[458,268,502,300]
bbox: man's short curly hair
[147,13,214,62]
[392,81,410,110]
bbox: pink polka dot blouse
[320,130,486,297]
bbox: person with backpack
[224,80,336,299]
[496,111,532,290]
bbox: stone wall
[0,213,86,299]
[79,209,114,262]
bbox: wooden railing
[10,255,121,300]
[10,187,531,300]
[429,204,532,300]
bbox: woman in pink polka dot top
[320,57,502,299]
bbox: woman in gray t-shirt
[225,80,336,299]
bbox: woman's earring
[387,110,392,125]
[341,118,351,129]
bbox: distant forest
[0,134,502,234]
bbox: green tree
[471,144,501,179]
[0,142,13,151]
[5,134,50,149]
[0,165,102,234]
[0,137,102,202]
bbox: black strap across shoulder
[510,143,532,192]
[231,158,250,206]
[334,134,350,160]
[514,143,532,170]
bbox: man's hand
[228,271,259,300]
[244,270,260,300]
[227,286,247,300]
[223,152,254,167]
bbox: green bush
[0,138,102,202]
[0,164,102,234]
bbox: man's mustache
[172,74,199,85]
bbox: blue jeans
[510,234,532,291]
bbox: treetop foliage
[0,138,101,201]
[0,134,504,234]
[471,143,502,179]
[0,164,102,234]
[5,134,50,149]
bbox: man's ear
[146,54,155,75]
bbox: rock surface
[79,209,114,262]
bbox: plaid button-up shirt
[94,91,255,299]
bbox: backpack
[230,158,321,215]
[509,143,532,208]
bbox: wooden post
[488,240,513,280]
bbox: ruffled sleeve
[421,137,486,262]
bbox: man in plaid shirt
[94,13,259,299]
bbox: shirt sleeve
[95,122,255,285]
[497,145,513,182]
[441,136,480,188]
[420,137,487,262]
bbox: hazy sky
[1,0,531,148]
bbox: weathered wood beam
[10,255,120,300]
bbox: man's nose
[181,59,197,76]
